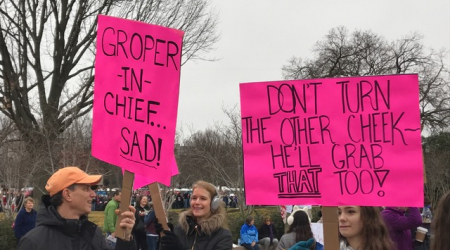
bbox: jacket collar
[178,210,226,236]
[37,195,95,237]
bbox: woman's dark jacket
[133,205,149,236]
[258,223,277,240]
[174,210,233,250]
[14,207,37,240]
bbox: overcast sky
[177,0,450,133]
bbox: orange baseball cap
[45,167,102,196]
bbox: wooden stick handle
[115,170,134,239]
[149,182,169,233]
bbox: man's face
[68,184,96,216]
[114,192,122,202]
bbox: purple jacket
[381,207,422,250]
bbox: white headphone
[210,187,220,212]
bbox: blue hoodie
[240,223,259,245]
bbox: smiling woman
[159,181,233,250]
[338,206,393,250]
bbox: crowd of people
[4,166,450,250]
[1,190,28,213]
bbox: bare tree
[0,0,219,201]
[0,113,14,144]
[282,26,450,131]
[114,0,219,63]
[422,132,450,207]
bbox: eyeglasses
[90,185,98,191]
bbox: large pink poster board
[131,157,179,190]
[240,74,423,206]
[92,15,184,186]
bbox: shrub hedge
[0,217,16,250]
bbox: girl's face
[338,206,364,240]
[140,196,148,207]
[190,187,211,221]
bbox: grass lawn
[89,211,105,230]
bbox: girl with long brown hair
[338,206,393,250]
[431,190,450,250]
[277,210,323,250]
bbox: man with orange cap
[17,166,137,250]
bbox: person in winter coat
[159,180,233,250]
[381,207,422,250]
[103,189,122,246]
[241,215,261,250]
[258,216,278,250]
[144,202,158,250]
[14,197,37,243]
[134,195,150,250]
[17,166,136,250]
[339,206,393,250]
[277,210,322,250]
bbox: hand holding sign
[93,15,184,238]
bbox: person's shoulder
[316,242,324,250]
[380,208,394,215]
[19,225,51,243]
[216,227,232,236]
[280,232,295,239]
[17,208,27,214]
[212,228,233,243]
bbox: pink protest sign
[92,15,184,186]
[131,157,179,190]
[240,74,423,207]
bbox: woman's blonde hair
[192,180,218,199]
[24,197,34,205]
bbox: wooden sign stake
[115,170,134,239]
[149,182,169,231]
[322,206,339,250]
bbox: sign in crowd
[92,15,183,187]
[240,75,423,206]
